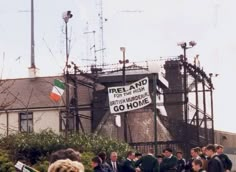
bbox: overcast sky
[0,0,235,132]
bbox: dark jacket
[102,162,113,172]
[107,160,123,172]
[135,154,158,172]
[122,159,136,172]
[176,159,185,172]
[160,155,178,172]
[94,165,106,172]
[184,158,194,172]
[207,155,224,172]
[218,153,232,171]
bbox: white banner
[108,77,152,114]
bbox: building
[0,75,94,135]
[92,64,170,144]
[0,58,222,157]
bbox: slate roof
[0,74,95,111]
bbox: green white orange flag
[50,79,65,101]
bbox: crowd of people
[46,144,232,172]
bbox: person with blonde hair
[48,159,84,172]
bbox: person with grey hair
[107,151,122,172]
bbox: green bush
[0,150,15,172]
[81,152,95,172]
[32,156,50,172]
[0,130,131,171]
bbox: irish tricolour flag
[50,79,65,101]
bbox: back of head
[127,151,134,158]
[92,156,102,165]
[206,144,216,153]
[65,148,81,162]
[50,148,81,163]
[163,148,173,153]
[98,152,107,162]
[48,159,84,172]
[148,148,154,155]
[192,159,203,167]
[195,147,201,154]
[135,152,142,157]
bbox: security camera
[62,11,73,23]
[189,41,196,47]
[177,42,187,48]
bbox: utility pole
[178,41,196,154]
[209,73,215,144]
[153,73,158,157]
[119,47,129,142]
[71,62,80,132]
[202,79,208,144]
[194,56,200,145]
[62,11,73,141]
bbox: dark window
[19,112,33,132]
[60,111,75,131]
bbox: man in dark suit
[107,151,122,172]
[135,149,158,172]
[216,144,232,172]
[122,151,136,172]
[205,144,224,172]
[176,151,186,172]
[98,151,112,172]
[160,148,178,172]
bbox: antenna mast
[31,0,35,68]
[98,0,105,67]
[84,30,97,68]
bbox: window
[19,112,33,132]
[60,111,75,131]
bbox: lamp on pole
[177,41,196,153]
[62,11,73,141]
[119,47,129,142]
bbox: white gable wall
[0,110,60,135]
[33,110,60,133]
[0,113,7,135]
[0,109,91,136]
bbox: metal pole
[31,0,35,68]
[153,73,158,157]
[65,21,70,141]
[202,80,208,144]
[210,78,215,144]
[194,65,200,145]
[66,22,69,69]
[122,48,128,142]
[183,46,189,155]
[73,65,79,132]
